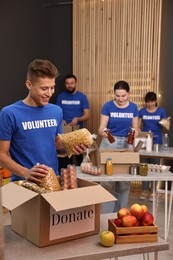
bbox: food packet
[18,180,47,194]
[159,118,170,130]
[58,128,93,157]
[39,167,61,192]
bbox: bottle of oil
[106,158,113,175]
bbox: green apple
[100,230,115,247]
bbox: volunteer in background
[98,80,139,213]
[139,91,168,201]
[0,59,87,183]
[56,74,89,168]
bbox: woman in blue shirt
[139,92,167,201]
[98,80,139,213]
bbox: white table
[77,168,173,241]
[3,213,169,260]
[139,147,173,160]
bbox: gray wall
[159,0,173,146]
[0,0,72,109]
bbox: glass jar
[139,163,148,176]
[103,128,115,143]
[106,158,113,175]
[127,128,135,145]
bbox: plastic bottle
[106,158,113,175]
[146,134,152,152]
[163,133,169,151]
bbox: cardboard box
[99,150,139,174]
[1,178,115,247]
[134,132,153,149]
[108,219,158,244]
[62,125,79,133]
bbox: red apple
[130,203,144,219]
[141,212,154,226]
[114,218,122,227]
[134,219,140,226]
[141,204,148,213]
[122,215,137,227]
[117,208,131,219]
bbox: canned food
[129,165,139,175]
[139,163,148,176]
[153,144,159,152]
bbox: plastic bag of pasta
[38,167,61,192]
[18,180,47,194]
[58,128,93,157]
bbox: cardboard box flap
[41,184,116,212]
[1,182,38,211]
[100,150,139,164]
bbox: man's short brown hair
[27,59,59,83]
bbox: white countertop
[76,167,173,182]
[139,147,173,159]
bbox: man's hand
[63,120,67,126]
[24,164,49,184]
[72,144,88,155]
[69,117,78,126]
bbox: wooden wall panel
[73,0,162,136]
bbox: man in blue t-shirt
[56,74,89,129]
[56,74,90,167]
[0,60,87,183]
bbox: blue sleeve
[161,108,167,118]
[134,104,139,117]
[101,102,109,116]
[0,110,14,140]
[81,94,89,109]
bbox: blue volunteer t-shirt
[56,91,89,128]
[139,107,167,144]
[101,101,139,137]
[0,101,63,181]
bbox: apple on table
[100,230,115,247]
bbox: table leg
[165,181,168,241]
[152,181,156,218]
[167,181,173,238]
[154,251,158,260]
